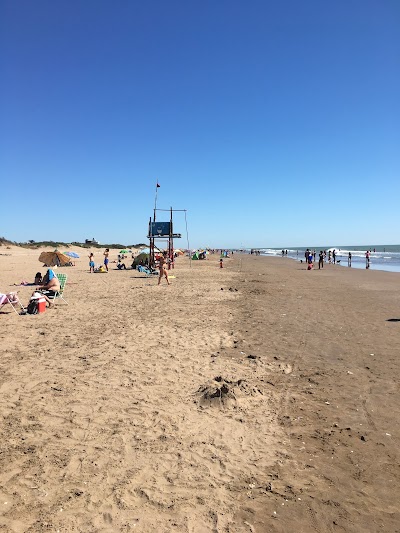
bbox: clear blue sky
[1,0,399,248]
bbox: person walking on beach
[332,249,336,264]
[158,251,170,285]
[88,252,95,273]
[318,250,324,269]
[103,248,110,272]
[348,252,352,267]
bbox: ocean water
[258,245,400,273]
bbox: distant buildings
[85,238,100,245]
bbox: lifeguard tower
[148,208,182,269]
[147,182,190,269]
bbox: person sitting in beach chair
[0,292,25,314]
[33,269,60,306]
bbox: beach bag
[26,298,39,315]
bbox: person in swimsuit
[33,269,60,306]
[103,248,110,272]
[89,252,95,273]
[158,252,170,285]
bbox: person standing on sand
[318,251,324,269]
[307,251,314,270]
[103,248,110,272]
[158,252,170,285]
[348,252,352,267]
[89,252,95,273]
[332,249,336,264]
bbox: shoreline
[1,250,399,531]
[261,252,400,274]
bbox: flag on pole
[156,182,160,188]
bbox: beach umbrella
[139,247,151,254]
[39,250,70,267]
[64,251,80,258]
[119,249,130,254]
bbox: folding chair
[0,292,25,314]
[52,273,68,305]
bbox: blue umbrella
[64,251,80,258]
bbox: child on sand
[103,249,109,272]
[307,251,314,270]
[89,253,95,273]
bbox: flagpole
[154,180,158,222]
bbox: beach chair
[0,292,25,314]
[52,273,68,305]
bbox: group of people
[304,249,371,270]
[88,249,170,284]
[304,249,338,266]
[304,249,343,270]
[88,249,110,273]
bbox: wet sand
[0,247,399,532]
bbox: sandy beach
[0,247,399,532]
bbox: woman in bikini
[158,252,170,285]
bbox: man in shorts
[103,248,110,272]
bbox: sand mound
[195,376,263,409]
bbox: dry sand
[0,247,399,532]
